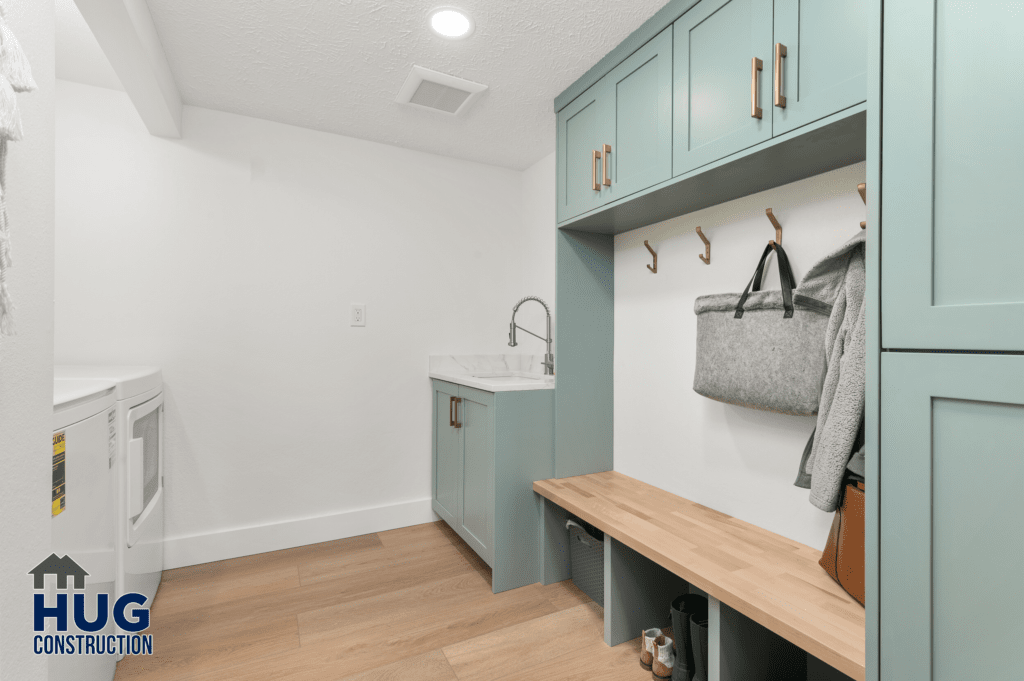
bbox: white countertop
[429,355,555,392]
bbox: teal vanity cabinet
[672,0,773,175]
[431,379,554,593]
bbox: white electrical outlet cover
[351,304,366,327]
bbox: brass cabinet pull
[453,397,462,429]
[751,57,763,119]
[602,144,612,186]
[592,150,601,191]
[774,43,787,108]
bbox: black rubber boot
[690,612,710,681]
[670,594,707,681]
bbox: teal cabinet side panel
[458,385,494,567]
[557,85,612,223]
[880,353,1024,681]
[555,229,613,478]
[432,379,461,527]
[772,0,867,136]
[492,389,554,594]
[673,0,773,176]
[882,0,1024,351]
[604,26,674,203]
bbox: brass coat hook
[765,208,782,249]
[644,240,657,273]
[696,226,710,265]
[858,183,867,229]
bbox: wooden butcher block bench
[534,471,865,681]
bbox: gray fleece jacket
[793,231,866,512]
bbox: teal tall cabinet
[878,2,1024,679]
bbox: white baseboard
[163,498,438,570]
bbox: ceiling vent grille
[396,66,487,116]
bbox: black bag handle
[735,242,795,319]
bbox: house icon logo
[28,554,89,591]
[29,553,154,657]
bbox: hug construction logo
[29,554,154,657]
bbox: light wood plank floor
[115,521,649,681]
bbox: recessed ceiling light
[430,8,473,39]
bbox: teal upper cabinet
[602,27,673,203]
[556,84,611,223]
[673,0,772,176]
[556,27,672,222]
[882,0,1024,351]
[772,0,867,136]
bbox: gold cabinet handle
[774,43,787,108]
[751,57,763,119]
[602,144,612,186]
[592,150,601,191]
[453,397,462,429]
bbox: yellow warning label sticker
[52,431,66,517]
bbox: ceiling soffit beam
[74,0,182,137]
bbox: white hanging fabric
[0,1,36,338]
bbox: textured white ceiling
[58,0,672,169]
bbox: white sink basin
[429,355,555,392]
[472,374,544,383]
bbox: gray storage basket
[566,519,604,607]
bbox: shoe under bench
[534,471,864,681]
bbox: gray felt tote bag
[693,242,830,415]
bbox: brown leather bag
[819,481,865,606]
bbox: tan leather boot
[640,628,662,670]
[652,635,676,681]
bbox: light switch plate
[351,304,366,327]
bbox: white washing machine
[51,378,119,681]
[54,367,164,614]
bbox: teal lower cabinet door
[458,386,495,567]
[430,380,554,593]
[432,380,461,528]
[673,0,773,176]
[772,0,867,136]
[881,352,1024,681]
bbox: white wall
[55,81,543,568]
[0,2,55,680]
[514,152,557,341]
[615,163,868,550]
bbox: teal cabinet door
[881,353,1024,681]
[673,0,772,176]
[882,1,1024,350]
[602,26,673,203]
[772,0,867,136]
[556,82,612,223]
[432,380,460,527]
[458,386,494,567]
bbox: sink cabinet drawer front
[458,386,495,567]
[772,0,868,136]
[432,380,461,527]
[673,0,773,176]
